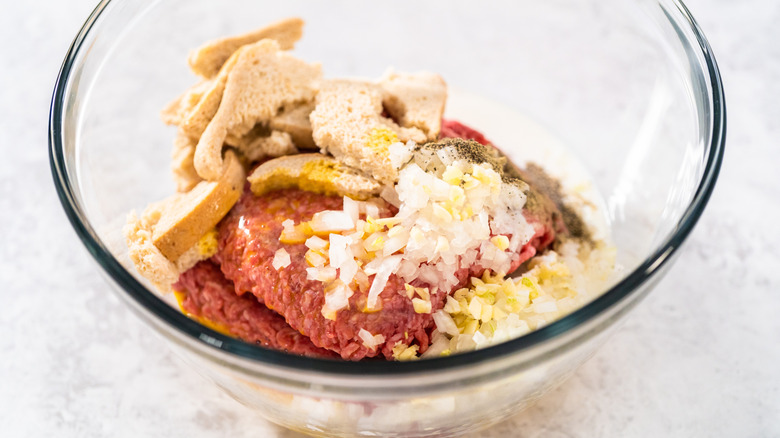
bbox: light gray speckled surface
[1,0,779,437]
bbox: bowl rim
[49,0,725,376]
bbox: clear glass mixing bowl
[50,0,725,436]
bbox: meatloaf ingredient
[174,260,337,358]
[215,188,444,360]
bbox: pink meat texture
[174,259,338,359]
[176,121,569,360]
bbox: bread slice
[160,80,212,127]
[178,50,243,140]
[194,39,321,180]
[124,217,220,294]
[128,151,246,263]
[188,17,304,79]
[310,79,426,184]
[270,102,317,150]
[124,205,182,293]
[379,70,447,140]
[247,153,382,200]
[170,128,202,193]
[226,126,298,162]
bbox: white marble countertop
[1,0,778,436]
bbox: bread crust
[270,102,317,150]
[178,50,243,140]
[247,153,382,200]
[194,39,321,180]
[310,79,426,184]
[379,70,447,140]
[226,127,298,162]
[188,17,304,79]
[153,150,246,261]
[170,128,202,193]
[160,80,212,127]
[125,150,246,289]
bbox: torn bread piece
[188,17,305,79]
[161,80,213,127]
[153,150,245,261]
[226,125,298,162]
[171,129,202,193]
[125,148,245,292]
[379,70,447,140]
[310,79,426,184]
[124,211,219,293]
[247,153,382,200]
[194,39,321,180]
[125,205,182,293]
[177,50,243,140]
[270,102,317,150]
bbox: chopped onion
[364,203,380,219]
[412,298,432,314]
[358,328,385,350]
[271,248,291,270]
[279,221,310,244]
[443,295,460,313]
[307,266,337,282]
[343,196,359,224]
[468,298,482,320]
[305,250,327,267]
[339,258,359,285]
[328,234,351,268]
[322,281,353,320]
[433,310,459,336]
[305,235,329,251]
[366,255,401,310]
[472,330,489,349]
[388,141,413,169]
[382,235,407,256]
[380,185,401,207]
[421,332,451,358]
[310,210,355,233]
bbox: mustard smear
[365,127,399,154]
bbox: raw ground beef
[440,119,492,146]
[174,260,337,358]
[175,120,569,360]
[214,188,449,360]
[214,186,560,360]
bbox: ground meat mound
[214,188,447,360]
[174,121,570,361]
[174,260,337,358]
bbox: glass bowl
[49,0,725,436]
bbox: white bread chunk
[194,39,321,180]
[270,102,317,149]
[125,150,246,290]
[247,153,382,200]
[170,129,202,193]
[160,80,212,127]
[124,205,182,293]
[226,127,298,162]
[310,79,426,184]
[178,50,243,140]
[124,212,218,293]
[379,70,447,140]
[188,17,304,79]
